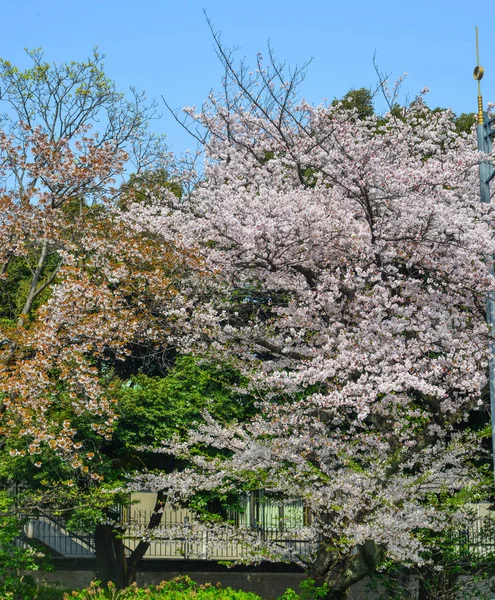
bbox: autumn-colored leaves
[0,51,199,481]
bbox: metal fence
[453,517,495,560]
[22,507,495,563]
[121,509,315,560]
[22,502,314,561]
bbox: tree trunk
[94,491,166,589]
[310,540,385,600]
[94,523,129,589]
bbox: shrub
[63,576,263,599]
[277,578,329,600]
[0,493,55,599]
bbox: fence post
[203,529,208,560]
[183,516,190,559]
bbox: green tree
[0,50,182,590]
[0,353,254,589]
[454,112,477,136]
[332,88,374,119]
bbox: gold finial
[474,26,484,124]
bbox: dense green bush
[58,576,331,600]
[5,574,332,599]
[63,576,262,600]
[22,587,67,599]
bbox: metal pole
[474,27,495,480]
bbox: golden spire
[474,26,485,125]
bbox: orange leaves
[0,137,204,475]
[20,125,127,210]
[0,53,187,480]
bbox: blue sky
[1,0,487,154]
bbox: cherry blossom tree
[0,51,161,450]
[0,51,216,590]
[135,48,495,599]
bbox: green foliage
[332,88,374,119]
[5,586,68,600]
[276,578,329,600]
[0,48,120,141]
[113,355,253,451]
[367,564,495,600]
[0,352,252,553]
[366,518,495,600]
[0,253,61,323]
[454,112,477,136]
[63,576,262,599]
[0,355,253,544]
[0,492,55,599]
[122,169,183,207]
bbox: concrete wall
[33,558,495,600]
[32,558,384,600]
[37,571,304,600]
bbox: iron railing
[453,517,495,560]
[23,506,495,563]
[23,509,95,557]
[121,510,315,560]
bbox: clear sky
[1,0,487,155]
